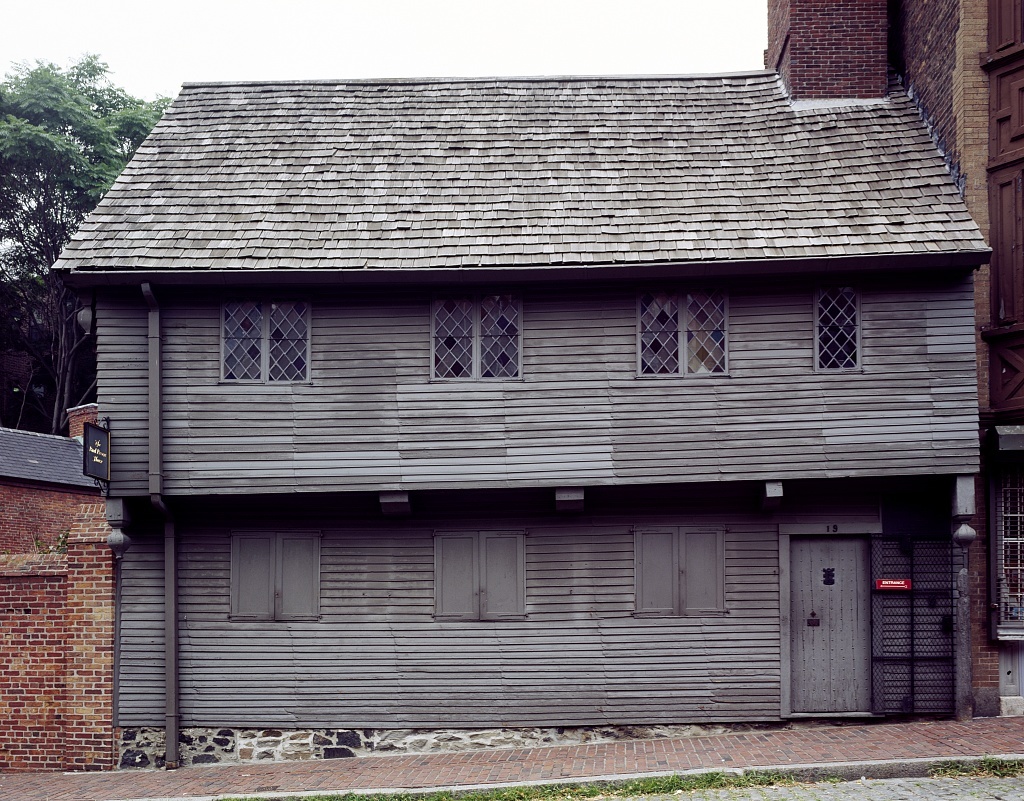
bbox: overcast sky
[7,0,769,100]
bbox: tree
[0,55,169,433]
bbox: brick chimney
[67,403,99,441]
[766,0,888,100]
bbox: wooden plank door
[790,537,871,713]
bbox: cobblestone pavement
[1,717,1023,801]
[631,776,1024,800]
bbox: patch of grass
[930,757,1024,779]
[218,770,799,801]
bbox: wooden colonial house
[58,69,988,765]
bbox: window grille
[480,295,520,378]
[639,293,680,374]
[223,302,263,381]
[1000,467,1024,626]
[268,302,309,382]
[223,301,309,382]
[432,296,520,379]
[817,287,859,370]
[639,291,727,375]
[686,291,727,374]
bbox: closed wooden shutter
[435,534,478,620]
[231,534,275,620]
[481,532,525,619]
[635,529,677,615]
[278,533,321,620]
[682,530,725,613]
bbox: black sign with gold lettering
[83,421,110,482]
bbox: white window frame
[430,296,523,380]
[636,291,729,377]
[634,527,726,617]
[433,530,527,621]
[221,301,311,383]
[229,530,321,622]
[996,466,1024,637]
[814,287,861,372]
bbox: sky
[6,0,769,100]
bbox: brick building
[768,0,1024,717]
[0,403,101,553]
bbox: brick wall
[0,504,116,771]
[0,554,68,771]
[0,479,99,553]
[67,403,98,441]
[766,0,888,99]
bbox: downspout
[142,282,179,769]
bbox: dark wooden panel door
[790,537,871,713]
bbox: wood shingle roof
[56,72,988,276]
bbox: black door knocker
[822,567,835,585]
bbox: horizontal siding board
[100,278,978,496]
[115,512,798,728]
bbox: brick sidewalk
[2,717,1023,801]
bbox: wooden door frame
[779,522,881,718]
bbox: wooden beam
[762,481,783,510]
[380,491,411,516]
[555,487,584,513]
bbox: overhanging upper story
[55,73,990,499]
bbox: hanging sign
[875,578,911,591]
[83,421,110,482]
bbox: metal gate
[870,534,955,714]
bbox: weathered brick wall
[0,480,99,553]
[766,0,888,99]
[892,0,961,185]
[64,503,116,770]
[0,504,116,771]
[0,554,68,771]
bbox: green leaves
[0,55,169,433]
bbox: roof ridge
[0,426,75,443]
[180,70,779,89]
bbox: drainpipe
[142,282,179,769]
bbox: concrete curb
[121,753,1024,801]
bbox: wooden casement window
[434,531,526,620]
[230,531,321,621]
[997,467,1024,634]
[223,301,310,382]
[638,291,728,375]
[815,288,859,370]
[635,528,725,616]
[432,296,521,379]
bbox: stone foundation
[120,722,750,768]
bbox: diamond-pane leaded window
[224,302,263,381]
[223,301,309,382]
[1000,467,1024,627]
[434,300,475,378]
[480,295,519,378]
[686,291,727,374]
[269,302,309,382]
[640,293,680,374]
[817,288,859,370]
[639,291,727,376]
[433,296,521,380]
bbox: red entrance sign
[875,579,912,591]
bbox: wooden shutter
[480,532,525,619]
[231,534,275,620]
[682,530,725,613]
[635,529,678,615]
[435,534,479,619]
[277,533,321,620]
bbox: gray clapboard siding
[96,295,150,494]
[116,534,166,725]
[112,511,797,728]
[102,277,977,496]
